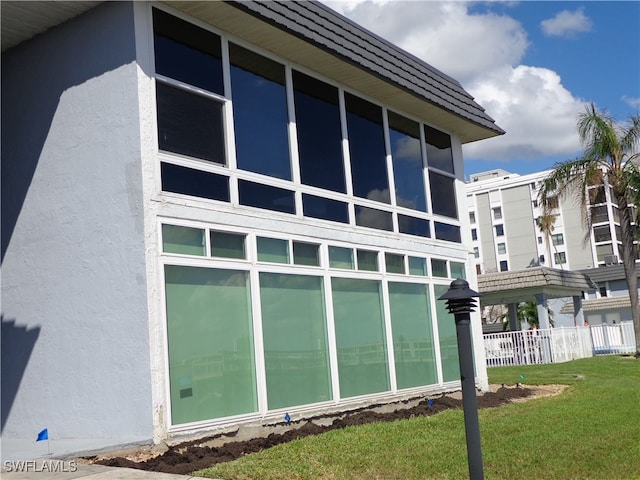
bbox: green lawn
[196,356,640,480]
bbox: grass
[195,356,640,480]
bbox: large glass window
[424,125,454,174]
[302,194,349,224]
[355,206,393,231]
[551,233,564,246]
[161,162,229,202]
[450,262,466,280]
[293,71,345,193]
[156,83,226,164]
[388,111,426,211]
[385,253,405,274]
[210,231,246,259]
[389,283,437,389]
[398,215,430,238]
[408,257,427,276]
[593,225,612,242]
[153,8,224,95]
[429,172,457,219]
[434,222,461,243]
[591,206,609,223]
[238,180,295,214]
[164,266,256,424]
[357,250,379,272]
[153,10,469,246]
[345,93,390,203]
[329,246,354,269]
[259,273,332,409]
[332,278,390,398]
[434,284,460,382]
[257,237,289,263]
[293,242,320,266]
[230,44,290,180]
[162,224,205,256]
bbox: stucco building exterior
[1,1,503,460]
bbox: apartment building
[467,169,639,325]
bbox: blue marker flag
[36,428,48,442]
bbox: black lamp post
[438,278,484,480]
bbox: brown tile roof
[478,267,596,293]
[560,296,632,314]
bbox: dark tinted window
[153,9,223,94]
[161,162,229,202]
[398,215,430,237]
[355,206,393,231]
[156,82,225,164]
[345,93,389,203]
[424,125,454,174]
[434,222,461,243]
[388,112,426,211]
[238,180,295,214]
[293,71,346,193]
[302,194,349,224]
[429,171,457,219]
[230,44,290,180]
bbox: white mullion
[339,89,355,226]
[248,235,268,415]
[285,66,304,218]
[158,259,175,428]
[383,108,399,234]
[323,273,341,403]
[220,37,240,209]
[420,125,434,221]
[428,282,445,386]
[381,277,397,393]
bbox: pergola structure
[477,267,596,330]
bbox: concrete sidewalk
[1,462,203,480]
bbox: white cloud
[541,8,592,37]
[322,0,585,164]
[463,66,582,161]
[622,95,640,110]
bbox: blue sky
[323,1,640,179]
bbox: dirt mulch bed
[88,384,565,476]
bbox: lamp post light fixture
[438,278,484,480]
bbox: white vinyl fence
[483,322,636,368]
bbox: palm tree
[539,103,640,357]
[537,212,558,268]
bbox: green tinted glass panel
[431,259,448,277]
[434,284,460,382]
[357,250,379,271]
[408,257,427,276]
[329,246,354,269]
[385,253,405,274]
[210,231,246,259]
[162,224,205,256]
[164,265,256,424]
[257,237,289,263]
[332,278,389,398]
[260,273,331,409]
[450,262,466,280]
[293,242,320,266]
[389,282,437,389]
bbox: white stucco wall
[1,2,153,460]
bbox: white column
[573,295,585,326]
[508,303,519,331]
[535,293,550,329]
